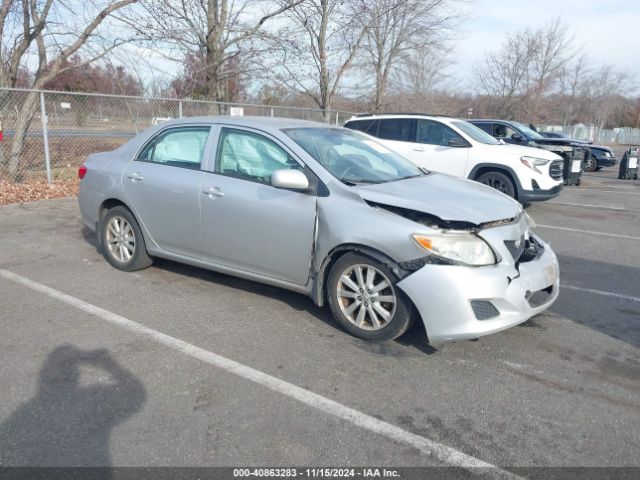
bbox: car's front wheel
[327,253,414,342]
[100,206,153,272]
[584,155,598,172]
[476,171,516,199]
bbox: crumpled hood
[356,174,522,225]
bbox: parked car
[538,131,617,172]
[343,114,564,203]
[78,117,560,344]
[469,119,592,168]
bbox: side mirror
[447,137,468,148]
[511,133,524,142]
[271,169,309,190]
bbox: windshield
[283,127,424,185]
[512,122,544,139]
[452,121,500,145]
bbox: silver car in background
[78,117,560,343]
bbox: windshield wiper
[340,178,385,185]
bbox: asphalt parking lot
[0,169,639,472]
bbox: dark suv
[470,119,589,163]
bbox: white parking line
[548,202,626,211]
[561,284,640,303]
[536,224,640,241]
[578,189,640,196]
[0,268,519,478]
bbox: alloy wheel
[336,264,397,331]
[105,216,136,263]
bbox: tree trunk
[8,91,40,182]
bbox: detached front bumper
[397,238,560,343]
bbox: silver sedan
[78,117,559,343]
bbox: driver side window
[493,124,518,139]
[416,120,464,146]
[215,128,303,184]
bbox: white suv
[344,114,564,202]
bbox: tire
[100,205,153,272]
[476,171,516,199]
[327,253,414,342]
[575,178,581,186]
[584,155,598,173]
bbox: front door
[122,126,211,257]
[200,127,317,285]
[410,119,470,176]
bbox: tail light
[78,164,87,180]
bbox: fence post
[270,107,274,117]
[178,101,183,118]
[40,92,52,184]
[335,110,339,125]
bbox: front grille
[504,237,526,261]
[526,286,554,308]
[471,301,500,320]
[549,160,563,180]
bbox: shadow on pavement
[0,345,146,474]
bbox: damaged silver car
[78,117,560,343]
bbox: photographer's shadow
[0,345,146,471]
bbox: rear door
[374,118,416,160]
[200,127,317,285]
[122,125,211,257]
[410,119,470,176]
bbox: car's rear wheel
[476,171,516,198]
[584,155,598,172]
[100,206,152,272]
[327,253,414,342]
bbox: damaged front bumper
[397,235,560,343]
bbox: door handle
[127,172,144,181]
[203,187,225,198]
[412,147,425,152]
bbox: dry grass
[0,178,79,206]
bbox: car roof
[470,119,518,123]
[347,113,453,121]
[160,116,336,130]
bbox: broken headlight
[412,231,497,266]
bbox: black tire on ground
[584,155,598,173]
[476,171,516,199]
[575,178,581,186]
[100,205,153,272]
[327,252,415,342]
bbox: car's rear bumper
[519,184,563,203]
[397,239,560,343]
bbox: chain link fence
[0,88,358,184]
[538,124,640,145]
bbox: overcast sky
[451,0,640,91]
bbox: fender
[311,244,408,307]
[467,163,525,199]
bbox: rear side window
[137,127,210,169]
[346,119,379,136]
[377,119,415,142]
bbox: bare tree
[474,18,572,120]
[392,45,453,98]
[362,0,460,112]
[0,0,139,180]
[140,0,301,104]
[583,65,630,137]
[273,0,370,121]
